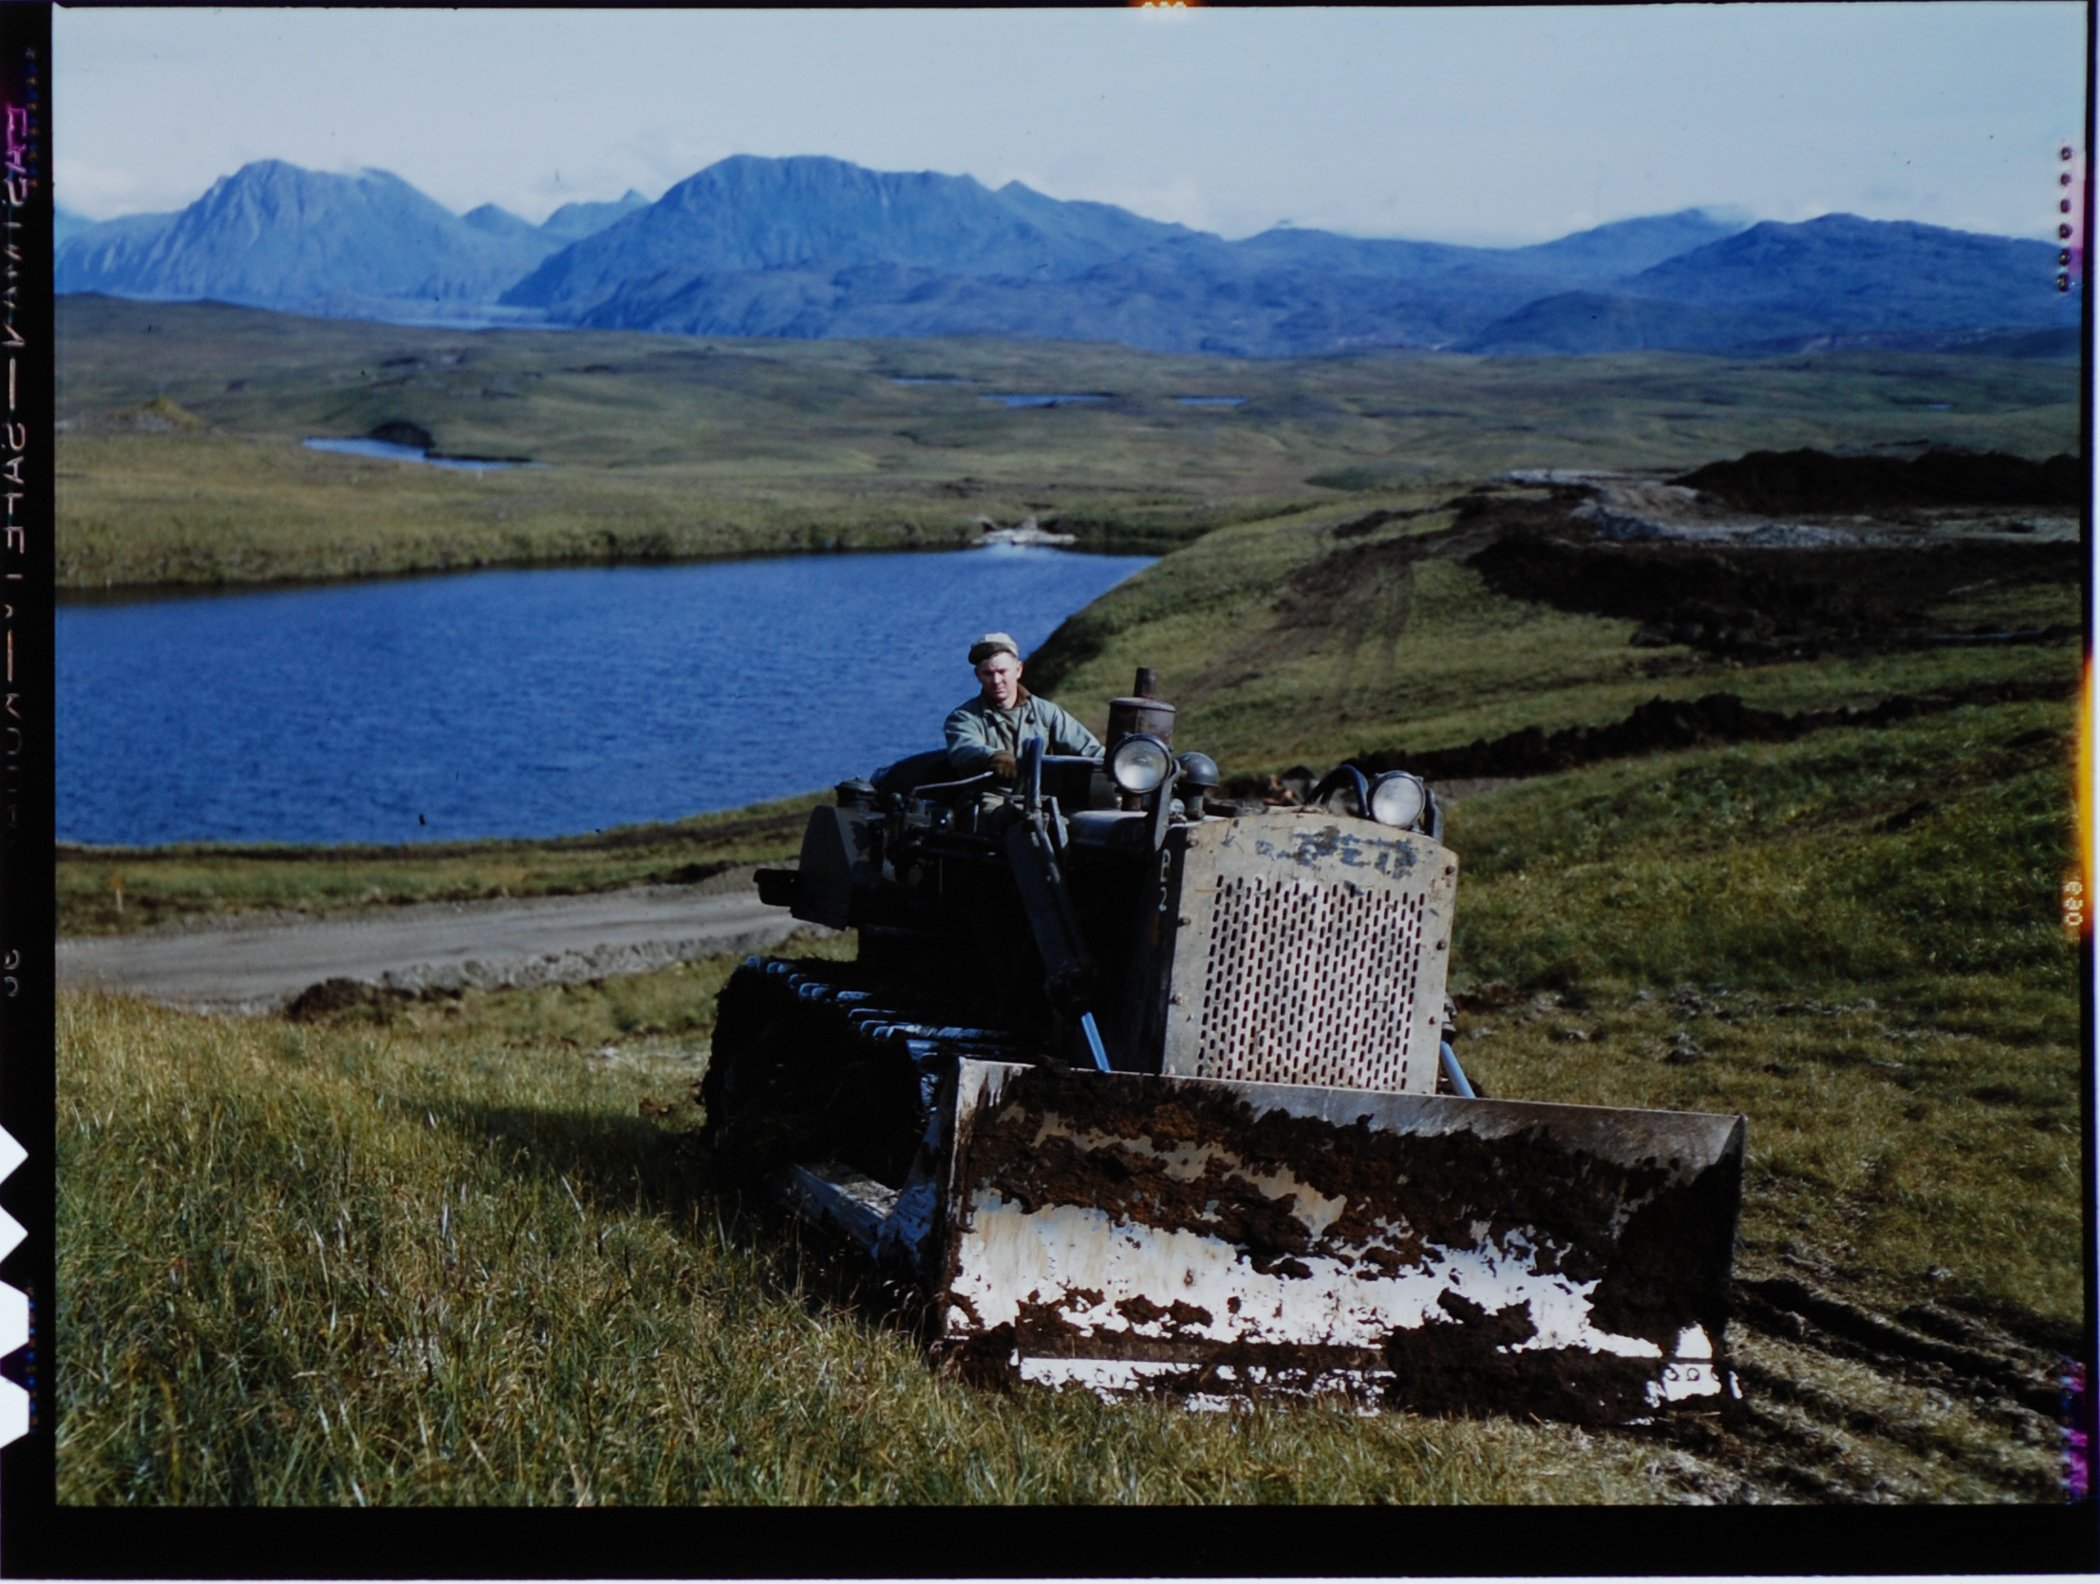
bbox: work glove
[988,750,1018,782]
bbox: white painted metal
[936,1061,1738,1408]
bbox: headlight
[1368,771,1427,829]
[1108,733,1174,794]
[1175,751,1221,792]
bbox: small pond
[304,437,540,472]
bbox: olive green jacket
[944,687,1103,774]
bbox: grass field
[57,295,2079,590]
[56,795,822,938]
[52,303,2088,1508]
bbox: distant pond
[304,437,540,472]
[56,546,1153,848]
[883,385,1244,409]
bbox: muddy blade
[934,1060,1744,1423]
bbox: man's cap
[968,632,1021,665]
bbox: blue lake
[56,546,1153,848]
[303,437,539,472]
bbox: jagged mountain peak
[56,155,2069,357]
[66,159,557,312]
[504,153,1119,313]
[204,159,414,198]
[663,152,990,204]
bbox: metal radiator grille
[1193,874,1426,1090]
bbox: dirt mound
[283,976,412,1022]
[1466,530,2076,659]
[1672,447,2081,515]
[368,418,436,451]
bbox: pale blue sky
[54,4,2091,246]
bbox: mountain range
[56,155,2078,358]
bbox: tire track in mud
[1648,1274,2075,1503]
[1738,1277,2067,1416]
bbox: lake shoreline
[54,526,1175,604]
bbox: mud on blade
[934,1060,1745,1422]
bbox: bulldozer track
[698,957,1039,1184]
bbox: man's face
[976,652,1023,709]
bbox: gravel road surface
[56,878,813,1015]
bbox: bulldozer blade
[931,1059,1744,1423]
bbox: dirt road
[56,875,813,1015]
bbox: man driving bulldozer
[944,631,1102,783]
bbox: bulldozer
[698,669,1744,1423]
